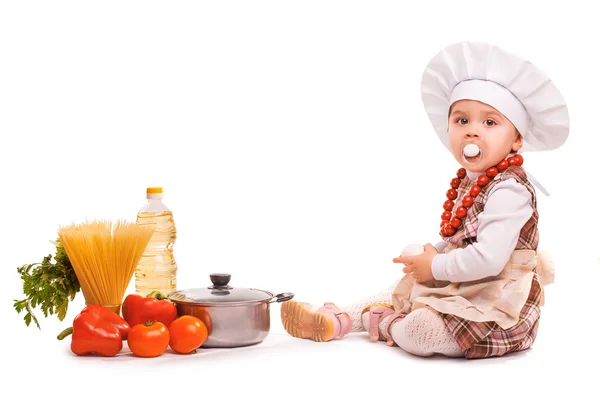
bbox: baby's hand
[393,243,438,283]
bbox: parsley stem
[26,301,40,330]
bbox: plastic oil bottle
[135,187,178,296]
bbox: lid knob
[209,273,232,289]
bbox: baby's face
[448,100,522,173]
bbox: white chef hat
[420,41,570,153]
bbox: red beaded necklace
[440,153,524,237]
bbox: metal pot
[167,273,294,348]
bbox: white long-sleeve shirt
[431,170,534,283]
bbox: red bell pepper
[122,291,178,328]
[57,312,123,357]
[57,304,130,340]
[86,304,131,339]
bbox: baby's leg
[339,281,399,332]
[389,307,464,357]
[280,281,398,342]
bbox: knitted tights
[336,282,464,357]
[338,281,399,332]
[390,307,464,357]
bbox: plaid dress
[441,165,543,359]
[444,274,542,358]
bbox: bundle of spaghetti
[58,219,154,312]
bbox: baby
[280,41,569,359]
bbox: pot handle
[269,292,294,304]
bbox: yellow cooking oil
[135,187,178,297]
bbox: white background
[1,1,597,399]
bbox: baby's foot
[281,301,351,342]
[361,303,406,346]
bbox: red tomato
[127,321,170,357]
[122,293,178,328]
[168,316,209,354]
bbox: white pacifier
[463,144,480,157]
[462,144,482,165]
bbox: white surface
[1,1,598,399]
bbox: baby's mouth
[462,144,482,165]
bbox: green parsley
[13,239,80,329]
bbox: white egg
[463,144,480,157]
[401,244,424,256]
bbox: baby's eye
[456,118,468,125]
[484,119,496,126]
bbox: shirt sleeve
[434,241,449,253]
[430,178,533,282]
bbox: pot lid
[167,273,274,304]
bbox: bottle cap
[146,187,163,194]
[146,187,164,199]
